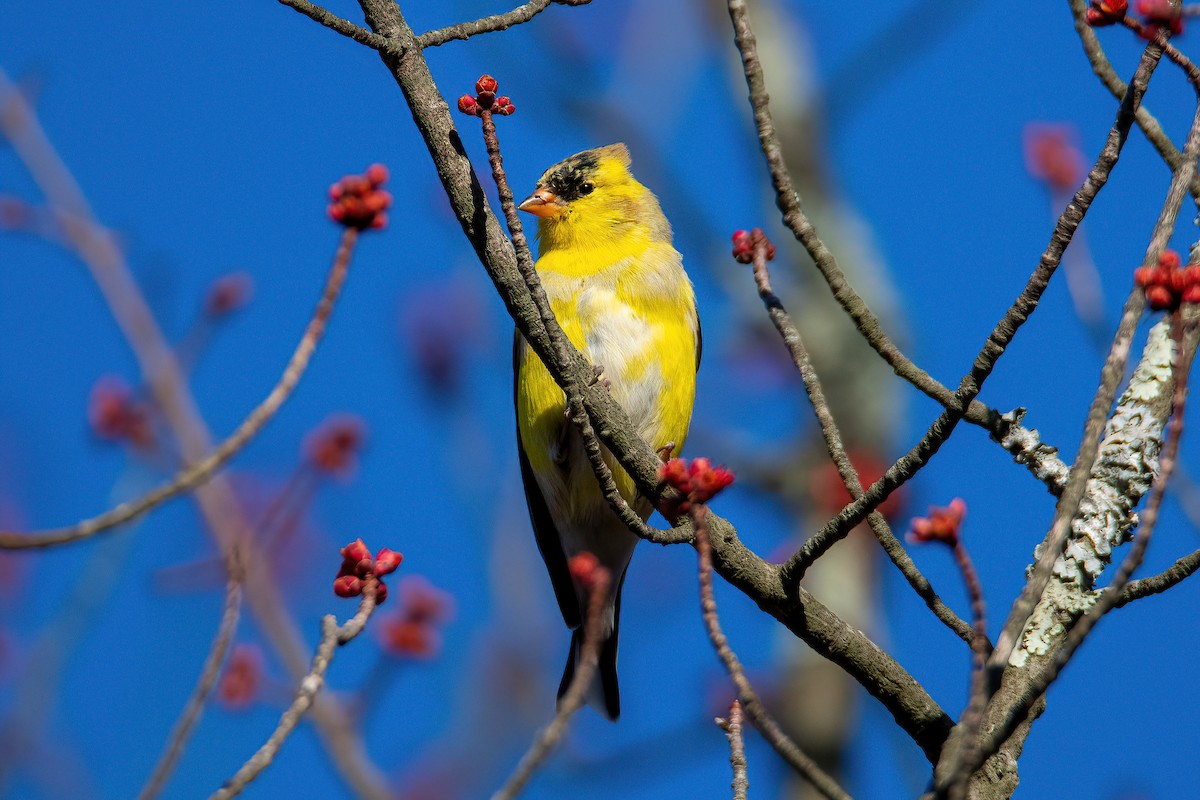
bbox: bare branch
[209,581,381,800]
[727,0,1150,488]
[418,0,591,48]
[694,506,851,800]
[0,227,360,550]
[745,232,975,644]
[278,0,394,52]
[138,573,244,800]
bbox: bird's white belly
[575,285,663,431]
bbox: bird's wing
[513,331,582,630]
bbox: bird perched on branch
[514,143,699,719]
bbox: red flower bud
[365,163,389,186]
[907,498,967,548]
[457,95,480,116]
[475,75,499,94]
[1134,266,1155,287]
[375,581,389,605]
[374,548,403,576]
[493,96,516,116]
[204,272,254,318]
[1159,249,1181,270]
[568,552,603,590]
[1184,284,1200,304]
[1146,284,1175,311]
[327,167,391,230]
[334,574,364,598]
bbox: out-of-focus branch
[0,67,390,799]
[695,505,852,800]
[346,0,954,763]
[717,700,750,800]
[740,229,974,643]
[138,574,243,800]
[491,563,609,800]
[209,581,381,800]
[0,227,360,550]
[418,0,591,48]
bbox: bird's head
[519,144,669,250]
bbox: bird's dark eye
[580,182,595,195]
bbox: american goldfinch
[514,144,699,719]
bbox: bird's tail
[557,580,624,720]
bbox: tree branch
[351,0,953,762]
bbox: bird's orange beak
[517,188,563,218]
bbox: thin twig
[477,107,683,544]
[418,0,591,48]
[209,580,381,800]
[138,573,244,800]
[946,542,990,800]
[974,310,1197,772]
[0,228,360,549]
[716,700,750,800]
[748,236,975,644]
[989,66,1196,676]
[695,506,852,800]
[1118,546,1200,604]
[491,568,610,800]
[278,0,395,52]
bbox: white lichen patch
[1015,319,1175,663]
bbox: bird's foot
[657,441,677,462]
[587,364,610,390]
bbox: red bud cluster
[1134,249,1200,310]
[218,644,264,710]
[1135,0,1183,36]
[327,164,392,230]
[457,74,517,118]
[303,414,366,479]
[88,375,153,447]
[907,498,967,548]
[204,272,255,318]
[808,451,905,521]
[567,551,613,592]
[334,538,403,604]
[378,576,455,659]
[1085,0,1128,25]
[659,457,736,519]
[731,228,776,264]
[1023,124,1085,191]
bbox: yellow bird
[514,144,699,719]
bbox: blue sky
[2,1,1198,798]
